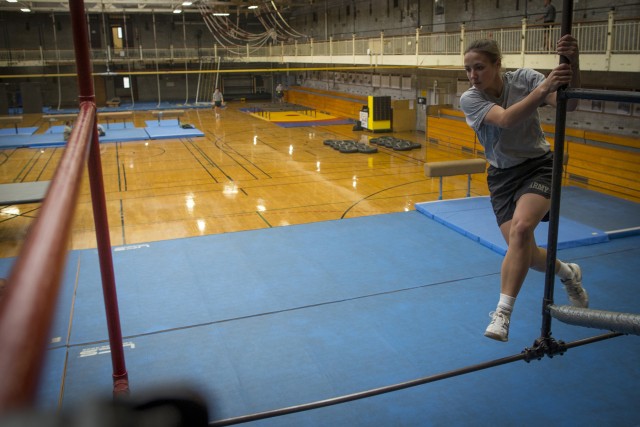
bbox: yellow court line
[247,110,338,123]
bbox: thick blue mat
[99,121,135,130]
[144,125,205,139]
[2,191,638,424]
[100,128,150,143]
[0,126,38,135]
[0,124,204,147]
[54,231,640,426]
[68,212,504,345]
[0,133,65,148]
[0,251,79,350]
[413,187,636,255]
[144,119,181,127]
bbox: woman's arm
[484,35,579,128]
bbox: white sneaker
[561,263,589,308]
[484,311,510,342]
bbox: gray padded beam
[549,304,640,336]
[0,181,51,205]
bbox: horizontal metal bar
[208,330,624,426]
[209,351,528,426]
[563,88,640,103]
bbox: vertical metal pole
[183,12,189,105]
[69,0,129,397]
[152,11,161,107]
[540,0,574,339]
[51,13,62,110]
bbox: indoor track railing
[0,0,128,411]
[0,15,638,66]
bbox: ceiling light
[213,12,230,16]
[248,5,258,9]
[173,8,182,13]
[182,1,192,5]
[6,0,18,3]
[20,7,30,12]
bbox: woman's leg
[498,192,550,298]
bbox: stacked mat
[0,120,205,149]
[323,139,378,154]
[370,136,422,151]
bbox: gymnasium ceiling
[0,0,310,15]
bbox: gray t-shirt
[543,3,556,23]
[460,68,550,169]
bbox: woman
[460,34,588,342]
[212,88,224,119]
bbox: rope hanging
[197,1,307,49]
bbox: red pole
[0,106,96,409]
[69,0,129,396]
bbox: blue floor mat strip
[0,124,204,147]
[100,128,150,143]
[2,188,638,425]
[0,126,39,135]
[144,125,204,139]
[414,187,638,255]
[42,219,640,426]
[144,119,180,127]
[0,133,66,148]
[99,122,135,130]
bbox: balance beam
[98,111,134,128]
[0,181,50,205]
[0,116,23,134]
[424,158,486,200]
[106,97,121,107]
[42,114,78,127]
[151,110,185,125]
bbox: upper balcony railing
[0,13,638,72]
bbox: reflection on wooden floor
[3,103,487,258]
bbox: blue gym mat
[0,133,66,148]
[145,119,181,127]
[43,125,66,134]
[16,212,638,426]
[144,123,205,139]
[1,189,639,425]
[100,128,150,143]
[0,124,204,147]
[414,186,640,255]
[99,122,135,130]
[0,126,38,136]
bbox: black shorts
[214,101,222,107]
[487,151,553,226]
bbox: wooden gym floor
[0,102,495,259]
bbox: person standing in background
[275,83,284,103]
[537,0,556,50]
[63,121,73,141]
[212,88,224,119]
